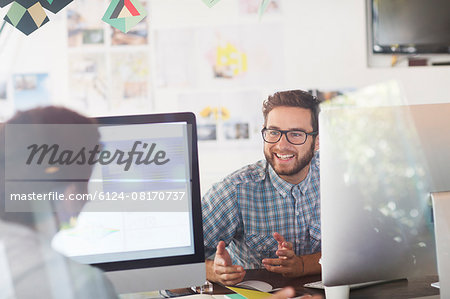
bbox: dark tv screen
[372,0,450,54]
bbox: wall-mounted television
[370,0,450,54]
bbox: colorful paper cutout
[258,0,271,18]
[0,0,14,8]
[2,0,73,35]
[4,1,49,35]
[202,0,222,8]
[102,0,146,33]
[39,0,73,13]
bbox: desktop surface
[169,270,439,299]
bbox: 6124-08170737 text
[9,191,186,201]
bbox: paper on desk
[226,287,271,299]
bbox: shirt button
[295,211,300,216]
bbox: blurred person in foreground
[0,106,118,298]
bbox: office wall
[281,0,450,104]
[1,0,449,193]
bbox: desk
[210,270,439,299]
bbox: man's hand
[262,232,304,277]
[206,241,245,285]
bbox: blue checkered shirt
[202,151,320,269]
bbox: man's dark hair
[0,106,99,228]
[262,90,320,132]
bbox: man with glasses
[203,90,321,285]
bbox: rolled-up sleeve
[202,179,240,259]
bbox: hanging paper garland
[39,0,73,14]
[201,0,222,8]
[102,0,146,33]
[0,0,15,8]
[3,0,49,35]
[1,0,73,35]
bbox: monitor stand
[105,262,206,294]
[431,191,450,299]
[323,279,407,299]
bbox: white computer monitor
[52,112,206,293]
[320,103,450,287]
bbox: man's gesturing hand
[262,232,304,277]
[206,241,245,285]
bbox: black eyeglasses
[261,128,318,145]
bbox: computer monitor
[52,112,206,293]
[320,103,450,287]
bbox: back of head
[0,106,100,228]
[262,90,321,132]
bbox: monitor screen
[320,103,450,286]
[52,112,205,293]
[371,0,450,54]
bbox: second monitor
[320,103,450,286]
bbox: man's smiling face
[263,106,318,184]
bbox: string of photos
[0,0,273,36]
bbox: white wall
[1,0,449,194]
[281,0,450,104]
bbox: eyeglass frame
[261,127,318,145]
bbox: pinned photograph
[110,52,149,103]
[13,73,51,110]
[308,88,355,103]
[68,53,107,111]
[197,24,285,86]
[67,0,104,47]
[178,90,262,142]
[111,20,147,45]
[0,79,7,100]
[198,124,217,141]
[224,123,249,140]
[82,29,104,44]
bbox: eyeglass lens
[263,129,307,145]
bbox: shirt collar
[267,160,314,198]
[267,162,294,198]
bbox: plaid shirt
[202,151,320,269]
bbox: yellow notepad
[226,287,271,299]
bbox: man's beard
[264,141,315,177]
